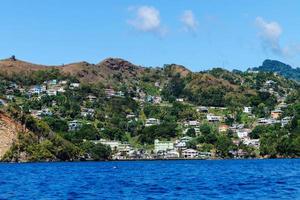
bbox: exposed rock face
[0,113,21,159]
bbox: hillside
[0,112,22,159]
[0,56,299,161]
[251,59,300,82]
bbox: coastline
[2,156,300,164]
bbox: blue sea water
[0,159,299,199]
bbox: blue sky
[0,0,300,71]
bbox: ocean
[0,159,299,199]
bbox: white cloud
[128,6,167,36]
[180,10,198,33]
[255,17,300,56]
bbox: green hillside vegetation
[0,58,299,161]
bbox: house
[47,79,58,85]
[219,124,229,133]
[236,129,251,139]
[196,106,208,113]
[154,139,174,153]
[277,102,288,109]
[86,95,97,102]
[257,118,279,125]
[207,114,221,122]
[69,83,80,89]
[59,80,68,85]
[271,109,283,119]
[145,118,160,127]
[175,136,192,149]
[265,80,276,87]
[243,107,252,114]
[81,108,95,118]
[198,152,212,159]
[176,98,184,102]
[182,149,198,158]
[105,89,116,97]
[281,117,292,127]
[29,85,45,95]
[68,120,81,131]
[153,96,162,104]
[243,138,260,147]
[47,89,57,96]
[56,87,66,93]
[184,120,199,127]
[156,149,180,159]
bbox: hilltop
[250,59,300,82]
[0,56,148,85]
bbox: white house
[182,149,198,158]
[145,118,160,127]
[29,85,46,95]
[47,89,57,96]
[243,138,260,147]
[184,120,199,127]
[196,106,208,113]
[70,83,80,89]
[243,107,252,114]
[154,139,174,153]
[236,129,251,139]
[207,114,221,122]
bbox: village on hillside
[0,63,298,162]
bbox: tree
[186,128,196,137]
[91,143,111,160]
[216,135,233,158]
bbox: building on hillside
[153,96,162,104]
[176,98,184,102]
[196,106,209,113]
[184,120,199,127]
[271,109,283,119]
[243,107,252,114]
[105,89,116,97]
[198,152,212,159]
[116,91,125,97]
[207,114,221,122]
[166,150,180,158]
[277,102,288,109]
[68,120,82,131]
[145,118,160,127]
[29,85,46,95]
[219,124,229,133]
[86,95,97,102]
[236,129,251,139]
[81,108,95,118]
[257,118,279,125]
[281,117,292,127]
[182,149,198,158]
[242,138,260,148]
[70,83,80,89]
[154,139,174,153]
[175,136,193,149]
[47,89,57,96]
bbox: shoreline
[2,157,300,164]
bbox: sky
[0,0,300,71]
